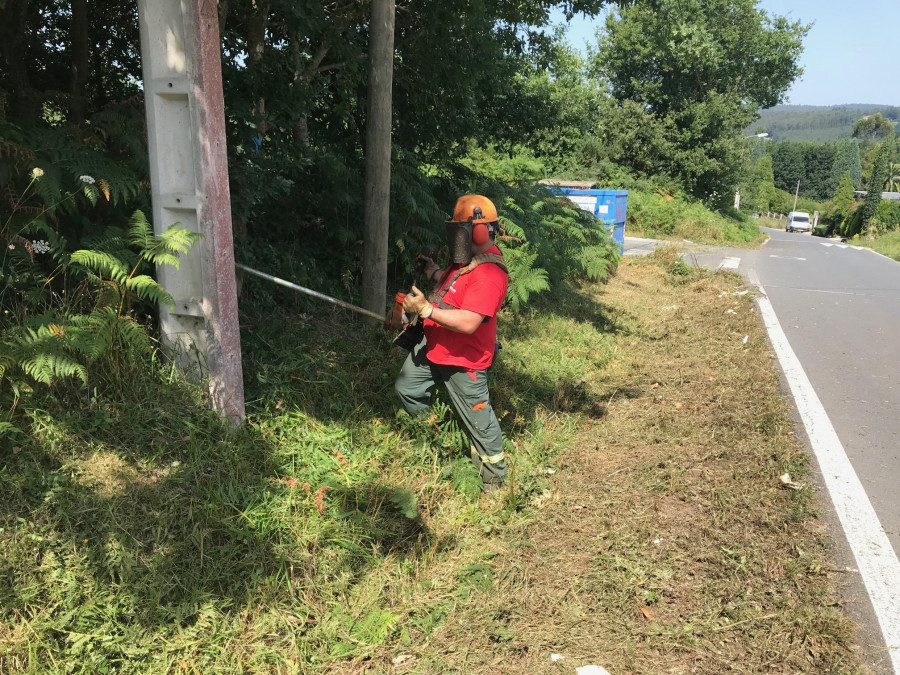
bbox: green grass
[625,189,765,247]
[0,257,864,672]
[857,230,900,261]
[0,282,619,673]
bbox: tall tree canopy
[852,113,896,147]
[592,0,807,205]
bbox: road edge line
[753,283,900,672]
[859,246,899,264]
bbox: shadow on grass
[0,371,435,664]
[237,279,638,433]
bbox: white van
[786,211,811,233]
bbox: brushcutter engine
[386,247,434,350]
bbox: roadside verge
[376,250,866,673]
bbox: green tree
[829,138,863,192]
[802,142,836,201]
[517,30,608,174]
[743,154,776,213]
[886,163,900,192]
[830,171,855,217]
[861,139,894,227]
[853,113,896,147]
[592,0,807,205]
[772,141,805,194]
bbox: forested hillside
[749,104,900,142]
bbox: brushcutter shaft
[235,263,386,323]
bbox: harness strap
[428,252,508,307]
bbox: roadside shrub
[626,188,760,243]
[0,149,193,436]
[769,188,825,217]
[843,203,865,237]
[870,199,900,233]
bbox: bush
[843,204,865,237]
[871,199,900,233]
[626,188,761,244]
[769,188,826,217]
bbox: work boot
[481,481,503,496]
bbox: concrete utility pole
[792,179,800,212]
[360,0,396,317]
[137,0,245,423]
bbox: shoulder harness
[429,252,508,310]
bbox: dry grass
[368,251,866,674]
[2,250,867,674]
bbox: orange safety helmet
[449,195,499,245]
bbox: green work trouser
[394,338,507,485]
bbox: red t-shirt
[423,246,508,370]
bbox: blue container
[554,188,628,254]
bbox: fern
[500,245,550,313]
[20,351,89,385]
[10,325,90,385]
[71,250,130,282]
[574,244,619,282]
[1,209,196,395]
[143,221,202,269]
[0,421,23,438]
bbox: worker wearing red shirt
[395,195,509,493]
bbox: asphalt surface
[625,228,900,672]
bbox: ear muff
[472,222,490,245]
[469,205,490,245]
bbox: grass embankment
[856,230,900,261]
[759,216,789,232]
[626,190,766,247]
[0,253,862,673]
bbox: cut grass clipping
[0,248,863,673]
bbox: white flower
[79,175,96,185]
[31,167,44,179]
[7,244,14,250]
[32,240,50,254]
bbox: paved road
[625,228,900,672]
[748,230,900,554]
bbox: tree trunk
[246,1,269,134]
[218,0,229,36]
[360,0,395,317]
[70,0,90,124]
[290,36,329,150]
[0,0,35,121]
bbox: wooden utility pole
[360,0,395,317]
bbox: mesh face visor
[445,222,474,264]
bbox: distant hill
[747,104,900,142]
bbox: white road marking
[762,285,857,296]
[755,286,900,672]
[821,242,835,247]
[769,254,807,261]
[717,257,741,270]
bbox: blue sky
[552,0,900,107]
